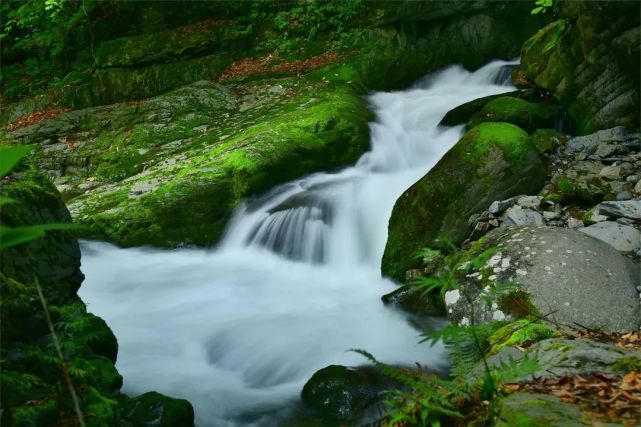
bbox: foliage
[531,0,554,15]
[252,0,364,54]
[0,0,98,99]
[0,145,80,250]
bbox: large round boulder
[382,122,546,282]
[444,226,641,332]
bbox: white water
[79,60,517,426]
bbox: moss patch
[489,319,557,353]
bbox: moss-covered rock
[497,392,591,427]
[488,319,557,353]
[517,1,640,134]
[0,168,193,426]
[467,97,564,133]
[120,392,194,427]
[381,123,545,282]
[530,128,567,154]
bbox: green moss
[489,319,557,353]
[612,357,641,373]
[467,97,562,133]
[554,174,608,206]
[530,128,567,154]
[382,122,546,282]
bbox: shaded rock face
[301,365,392,422]
[517,1,640,134]
[382,122,546,282]
[444,226,640,332]
[0,169,193,426]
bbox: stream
[79,60,517,426]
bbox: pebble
[600,165,622,180]
[616,191,632,201]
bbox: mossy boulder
[0,168,193,426]
[467,97,564,133]
[517,1,640,134]
[120,392,194,427]
[381,122,545,282]
[301,365,392,422]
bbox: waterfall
[79,59,518,426]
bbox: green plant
[0,145,80,250]
[531,0,554,14]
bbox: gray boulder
[579,221,641,253]
[596,200,641,221]
[444,226,641,332]
[503,205,544,226]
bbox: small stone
[503,206,544,226]
[488,197,519,215]
[626,175,640,183]
[517,195,543,209]
[596,144,628,158]
[567,217,583,229]
[600,165,623,180]
[579,221,641,252]
[596,200,641,220]
[489,219,500,228]
[609,181,628,194]
[636,180,641,193]
[616,191,632,201]
[543,211,560,220]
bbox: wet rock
[445,226,640,332]
[497,392,590,427]
[596,200,641,221]
[301,365,392,421]
[121,392,195,427]
[381,285,444,316]
[504,205,544,226]
[527,338,641,379]
[579,221,641,253]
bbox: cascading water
[79,60,517,426]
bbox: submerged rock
[120,392,195,427]
[444,226,640,332]
[382,122,545,282]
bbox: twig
[34,278,86,427]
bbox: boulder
[120,392,195,427]
[382,123,546,282]
[596,200,641,221]
[467,96,564,133]
[443,226,640,332]
[579,221,641,252]
[301,365,392,422]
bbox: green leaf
[531,6,544,14]
[0,145,34,177]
